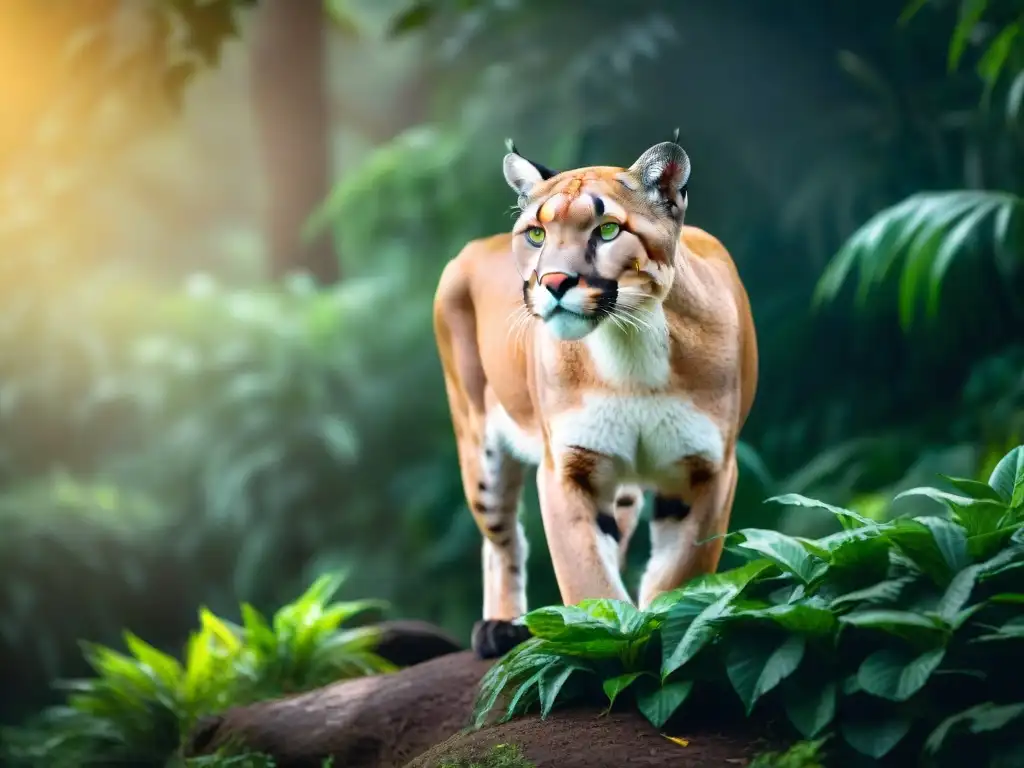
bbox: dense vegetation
[476,447,1024,767]
[1,573,387,767]
[1,0,1022,765]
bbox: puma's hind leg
[452,407,533,659]
[638,453,738,609]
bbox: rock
[371,620,464,667]
[403,709,770,768]
[182,650,493,768]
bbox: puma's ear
[502,138,558,207]
[623,139,691,216]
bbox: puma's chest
[549,393,726,477]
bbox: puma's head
[503,136,690,341]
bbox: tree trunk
[249,0,338,284]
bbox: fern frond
[814,190,1023,328]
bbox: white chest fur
[549,393,725,478]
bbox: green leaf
[646,560,775,614]
[602,672,643,708]
[887,518,969,583]
[841,711,913,759]
[522,605,628,656]
[784,679,837,739]
[898,0,930,26]
[927,195,1003,314]
[857,647,945,702]
[949,0,989,71]
[122,632,183,692]
[976,21,1020,87]
[926,703,1024,753]
[1008,69,1024,122]
[936,564,981,620]
[839,610,948,647]
[726,634,806,715]
[832,578,912,608]
[661,593,735,677]
[729,529,824,583]
[733,604,836,636]
[635,678,694,729]
[938,475,1006,502]
[538,664,578,718]
[989,446,1024,507]
[385,1,434,38]
[577,599,644,635]
[766,493,874,530]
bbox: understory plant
[476,445,1024,767]
[1,573,392,768]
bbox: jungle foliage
[1,573,387,767]
[474,446,1024,767]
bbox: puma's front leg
[638,451,738,609]
[537,447,633,605]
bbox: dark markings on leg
[596,511,621,542]
[653,495,691,521]
[485,448,495,459]
[562,446,600,497]
[478,481,487,492]
[473,501,488,515]
[487,521,506,535]
[615,494,636,508]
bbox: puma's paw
[471,619,532,659]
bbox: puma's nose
[539,272,573,299]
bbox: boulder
[182,650,493,768]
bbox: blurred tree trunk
[249,0,339,284]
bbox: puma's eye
[598,222,621,241]
[525,227,546,246]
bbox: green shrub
[475,446,1024,767]
[0,573,391,768]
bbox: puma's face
[503,142,691,342]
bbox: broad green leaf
[895,487,1007,536]
[635,678,694,729]
[602,672,643,708]
[577,599,644,635]
[936,564,980,620]
[646,560,775,614]
[729,529,823,583]
[857,647,945,701]
[662,593,735,677]
[887,518,968,583]
[766,493,873,530]
[841,711,912,759]
[784,678,836,739]
[832,578,912,608]
[726,634,806,714]
[733,604,836,636]
[839,609,948,647]
[989,446,1024,507]
[523,605,628,655]
[939,475,1007,503]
